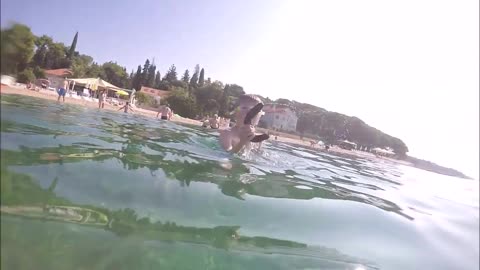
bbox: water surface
[1,95,478,270]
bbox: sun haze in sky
[1,0,478,177]
[228,0,479,178]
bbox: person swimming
[202,118,210,128]
[210,114,220,129]
[219,94,269,153]
[157,104,173,120]
[118,101,134,113]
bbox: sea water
[1,94,478,270]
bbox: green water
[1,94,478,270]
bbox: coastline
[0,85,410,167]
[0,85,202,125]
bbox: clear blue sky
[1,0,479,177]
[1,0,279,78]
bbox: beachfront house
[259,103,298,132]
[44,69,73,90]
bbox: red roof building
[44,69,73,77]
[140,86,170,97]
[44,69,73,90]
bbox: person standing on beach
[57,78,68,102]
[98,90,107,109]
[129,89,136,104]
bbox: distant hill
[406,156,471,179]
[290,102,472,179]
[257,96,409,157]
[256,96,473,179]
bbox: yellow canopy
[116,90,129,96]
[69,78,121,91]
[96,78,120,89]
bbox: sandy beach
[0,84,409,165]
[0,85,202,125]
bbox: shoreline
[0,85,202,125]
[1,85,410,167]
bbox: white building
[260,104,298,132]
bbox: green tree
[135,92,155,106]
[44,42,68,69]
[146,64,156,87]
[218,94,237,117]
[205,99,219,112]
[194,82,223,115]
[77,54,93,66]
[165,88,197,118]
[30,35,71,69]
[154,71,161,89]
[85,62,105,78]
[164,64,177,83]
[224,84,244,97]
[218,84,244,116]
[71,54,93,78]
[389,137,408,157]
[127,70,134,88]
[32,35,52,68]
[181,69,190,83]
[132,65,142,91]
[189,64,200,88]
[17,68,36,83]
[158,80,171,90]
[102,61,128,88]
[198,68,205,86]
[170,80,187,89]
[141,59,150,86]
[0,23,36,74]
[32,66,45,79]
[67,31,78,59]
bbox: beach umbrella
[116,90,129,96]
